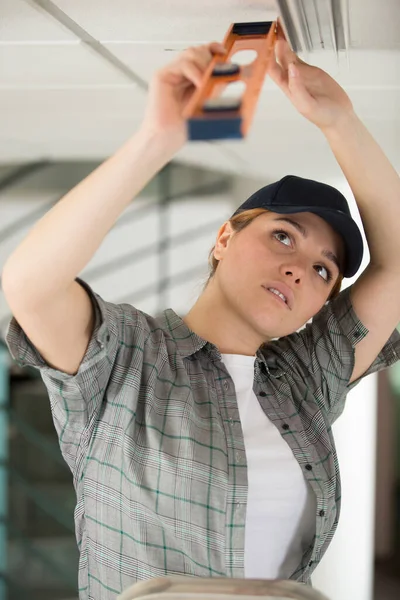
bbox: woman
[3,35,400,600]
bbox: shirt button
[353,330,361,338]
[259,391,266,397]
[282,423,289,430]
[224,380,229,391]
[305,464,313,471]
[309,561,313,567]
[319,510,325,517]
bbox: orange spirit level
[185,20,284,141]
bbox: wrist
[137,123,187,154]
[320,110,360,140]
[116,126,185,175]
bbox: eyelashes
[271,229,333,283]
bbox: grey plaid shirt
[6,278,400,600]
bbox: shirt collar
[157,308,214,359]
[156,308,286,378]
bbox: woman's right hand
[140,41,227,149]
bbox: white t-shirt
[221,353,316,579]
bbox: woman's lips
[263,286,290,309]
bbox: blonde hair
[204,208,343,302]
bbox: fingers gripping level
[184,21,284,141]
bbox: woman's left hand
[268,34,355,131]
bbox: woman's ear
[213,221,234,261]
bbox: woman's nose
[281,261,306,282]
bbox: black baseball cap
[232,175,363,278]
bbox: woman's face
[213,211,345,340]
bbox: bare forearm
[323,113,400,271]
[2,128,179,299]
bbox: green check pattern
[6,278,400,600]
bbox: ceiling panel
[102,43,190,84]
[256,85,400,122]
[305,50,400,88]
[0,87,145,116]
[175,142,247,175]
[339,89,400,121]
[1,0,76,41]
[0,86,145,161]
[350,0,400,49]
[220,117,400,180]
[0,139,49,162]
[0,43,132,87]
[52,0,278,42]
[0,114,144,158]
[0,109,243,173]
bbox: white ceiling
[1,0,399,184]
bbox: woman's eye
[273,231,291,246]
[315,265,330,281]
[273,230,332,283]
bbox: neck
[182,279,266,356]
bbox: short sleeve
[5,278,122,473]
[298,284,400,422]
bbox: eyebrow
[272,217,341,272]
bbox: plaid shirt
[6,278,400,600]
